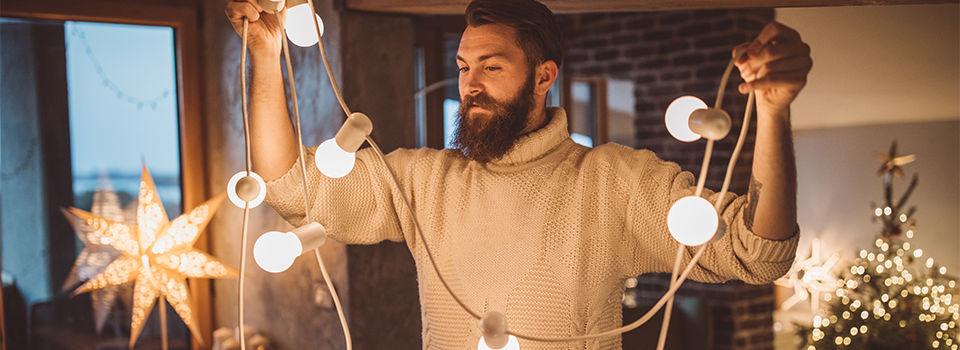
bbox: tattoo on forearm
[744,176,763,231]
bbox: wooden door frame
[1,1,211,348]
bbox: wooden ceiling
[346,0,956,15]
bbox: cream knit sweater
[264,107,799,349]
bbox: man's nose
[461,70,484,97]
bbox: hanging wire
[656,49,751,349]
[364,137,484,320]
[656,244,686,350]
[278,9,354,350]
[509,53,755,343]
[300,0,484,321]
[237,18,251,350]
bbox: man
[225,0,810,348]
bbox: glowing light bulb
[253,222,328,273]
[253,231,302,273]
[315,112,373,178]
[664,96,707,142]
[227,171,267,208]
[285,3,324,47]
[315,138,356,178]
[667,196,720,246]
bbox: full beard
[452,72,536,163]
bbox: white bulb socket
[665,96,732,142]
[253,222,328,273]
[315,112,373,178]
[479,311,509,349]
[227,171,266,209]
[666,196,721,246]
[284,3,324,47]
[665,96,707,142]
[689,108,732,141]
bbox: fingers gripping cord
[237,6,757,346]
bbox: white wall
[794,121,959,274]
[777,4,959,130]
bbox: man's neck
[520,105,549,135]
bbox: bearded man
[225,0,811,348]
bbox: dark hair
[465,0,563,69]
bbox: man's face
[454,24,536,162]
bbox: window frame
[563,76,610,146]
[1,1,211,348]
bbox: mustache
[461,93,496,110]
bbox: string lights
[231,1,759,348]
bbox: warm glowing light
[69,167,235,348]
[227,171,266,208]
[664,96,707,142]
[315,138,356,178]
[477,335,520,350]
[253,231,303,273]
[666,196,719,246]
[285,4,324,47]
[253,222,328,273]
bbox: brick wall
[558,9,777,350]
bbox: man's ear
[535,60,559,96]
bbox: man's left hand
[734,22,813,116]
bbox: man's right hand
[224,0,284,59]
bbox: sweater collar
[490,107,570,166]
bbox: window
[1,17,189,349]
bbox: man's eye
[458,67,469,73]
[485,66,501,72]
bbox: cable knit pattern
[264,107,799,349]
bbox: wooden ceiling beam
[346,0,956,15]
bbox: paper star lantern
[775,237,839,311]
[69,165,236,347]
[61,176,136,333]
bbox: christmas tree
[798,142,959,350]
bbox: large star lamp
[68,165,237,347]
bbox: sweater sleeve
[626,150,799,284]
[262,145,418,245]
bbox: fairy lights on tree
[798,142,959,350]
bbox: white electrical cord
[655,49,751,350]
[277,13,354,350]
[254,4,758,345]
[507,53,755,343]
[238,19,251,350]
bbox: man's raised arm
[225,0,299,181]
[736,22,812,241]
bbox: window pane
[65,21,182,217]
